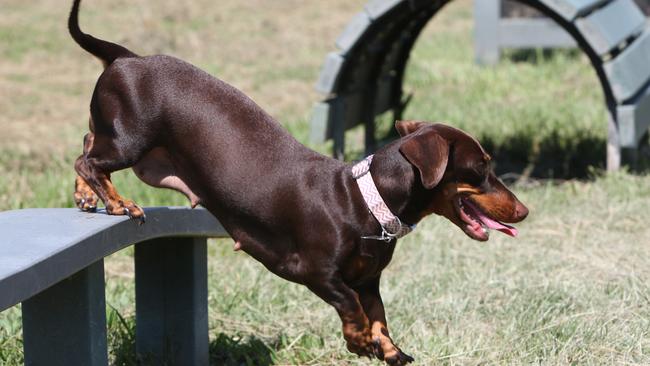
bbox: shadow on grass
[209,333,274,366]
[479,130,607,180]
[108,322,275,366]
[504,48,583,64]
[481,130,650,180]
[362,128,649,181]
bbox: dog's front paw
[107,200,146,224]
[373,338,414,366]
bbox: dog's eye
[457,169,485,187]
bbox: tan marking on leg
[371,320,400,360]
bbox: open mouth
[454,196,518,241]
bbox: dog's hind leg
[74,175,99,212]
[73,131,100,212]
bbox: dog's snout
[513,200,529,222]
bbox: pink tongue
[464,200,518,237]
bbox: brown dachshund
[68,1,528,364]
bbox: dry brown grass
[0,0,365,161]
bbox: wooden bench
[0,207,228,365]
[311,0,650,170]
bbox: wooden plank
[0,207,226,312]
[541,0,610,20]
[474,0,501,65]
[617,86,650,147]
[310,101,332,143]
[364,0,403,19]
[498,18,576,48]
[604,28,650,102]
[336,12,372,54]
[575,0,645,56]
[315,52,345,94]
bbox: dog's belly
[132,147,202,207]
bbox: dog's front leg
[306,277,375,358]
[357,277,414,366]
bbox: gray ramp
[0,207,226,312]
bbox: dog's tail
[68,0,137,67]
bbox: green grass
[1,0,650,364]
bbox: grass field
[1,0,650,364]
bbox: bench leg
[22,260,108,366]
[621,147,639,171]
[134,237,209,366]
[332,97,346,160]
[474,0,501,65]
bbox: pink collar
[352,155,415,242]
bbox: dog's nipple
[233,241,242,251]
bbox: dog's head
[396,120,528,241]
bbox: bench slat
[315,52,345,94]
[618,86,650,147]
[336,12,372,54]
[310,101,332,143]
[364,0,403,19]
[540,0,611,20]
[575,0,645,56]
[498,18,576,48]
[604,28,650,102]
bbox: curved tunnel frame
[312,0,650,170]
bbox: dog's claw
[137,212,146,225]
[77,198,98,213]
[122,207,145,225]
[373,338,384,360]
[384,349,414,366]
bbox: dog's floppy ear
[395,120,428,137]
[399,130,449,189]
